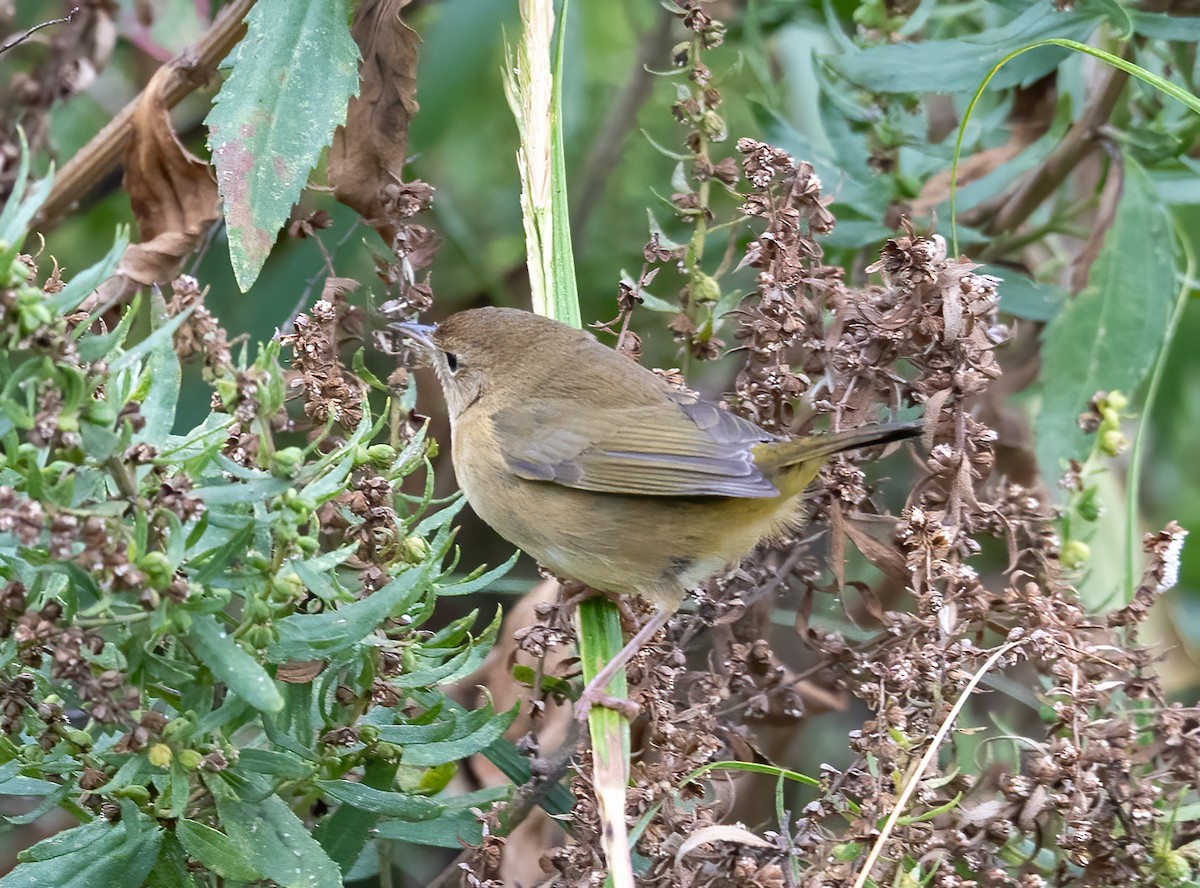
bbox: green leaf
[547,0,581,328]
[214,793,341,888]
[826,4,1105,94]
[376,717,455,745]
[981,265,1067,322]
[108,305,194,373]
[399,702,518,766]
[268,565,429,662]
[0,162,53,251]
[235,748,316,780]
[3,801,162,888]
[1130,10,1200,41]
[186,615,284,713]
[135,287,184,444]
[314,759,396,875]
[205,0,360,291]
[175,820,263,882]
[374,806,485,848]
[1036,160,1176,488]
[146,833,201,888]
[318,779,444,820]
[0,761,59,796]
[49,230,129,313]
[435,551,519,596]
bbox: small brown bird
[397,307,919,717]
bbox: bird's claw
[573,689,641,722]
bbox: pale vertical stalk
[504,2,630,885]
[502,0,554,317]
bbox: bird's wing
[492,394,780,498]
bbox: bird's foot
[573,686,641,722]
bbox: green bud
[367,444,397,467]
[115,784,150,803]
[1,255,29,287]
[1099,429,1127,457]
[269,447,304,478]
[242,596,270,623]
[295,535,318,554]
[66,729,92,749]
[1061,539,1091,570]
[178,749,204,771]
[374,742,401,762]
[148,743,173,768]
[137,552,173,590]
[1076,486,1102,523]
[161,717,191,740]
[84,400,117,426]
[690,273,721,305]
[401,536,430,564]
[358,725,379,745]
[245,625,275,649]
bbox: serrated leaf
[213,794,341,888]
[2,801,162,888]
[205,0,361,290]
[175,820,263,882]
[268,565,429,662]
[235,748,316,780]
[399,702,518,766]
[1036,160,1176,488]
[186,615,284,713]
[318,779,443,820]
[373,806,485,848]
[435,551,519,596]
[826,4,1105,94]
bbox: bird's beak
[390,321,437,351]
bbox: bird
[395,306,920,718]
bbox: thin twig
[0,8,78,56]
[966,62,1129,251]
[850,640,1025,888]
[35,0,255,226]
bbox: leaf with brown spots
[206,0,360,291]
[328,0,419,244]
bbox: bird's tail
[753,419,923,477]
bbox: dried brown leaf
[98,63,219,304]
[674,824,773,867]
[328,0,419,241]
[841,519,911,587]
[277,660,325,683]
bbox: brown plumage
[398,307,919,716]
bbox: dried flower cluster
[528,95,1196,888]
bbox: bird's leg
[558,580,600,609]
[558,581,639,628]
[574,604,674,722]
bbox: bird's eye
[445,352,459,373]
